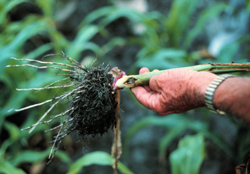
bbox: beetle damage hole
[124,77,137,85]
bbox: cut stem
[116,63,250,88]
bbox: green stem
[116,63,250,88]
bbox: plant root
[235,148,250,174]
[111,90,122,174]
[7,53,118,162]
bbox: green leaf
[136,48,188,70]
[0,20,49,69]
[25,43,52,59]
[124,115,188,154]
[102,37,126,55]
[216,42,240,62]
[35,0,54,17]
[0,159,26,174]
[74,25,99,46]
[3,121,21,141]
[0,139,13,159]
[55,150,72,164]
[0,0,29,24]
[80,42,102,56]
[82,6,145,28]
[0,90,29,130]
[11,149,71,166]
[2,71,60,116]
[170,134,205,174]
[0,71,61,131]
[166,0,200,46]
[159,127,186,160]
[67,25,99,59]
[100,7,145,27]
[11,150,50,166]
[9,20,48,52]
[80,6,115,26]
[67,151,134,174]
[184,3,227,48]
[202,130,234,158]
[124,114,233,159]
[247,0,250,10]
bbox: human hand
[131,67,217,115]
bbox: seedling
[7,54,250,173]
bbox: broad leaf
[170,134,205,174]
[68,151,134,174]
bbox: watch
[204,74,233,115]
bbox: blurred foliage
[1,0,250,174]
[81,0,250,72]
[170,134,205,174]
[247,0,250,10]
[0,0,123,173]
[124,114,233,158]
[67,151,134,174]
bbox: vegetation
[1,0,250,174]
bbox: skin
[131,67,250,124]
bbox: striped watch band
[204,74,233,115]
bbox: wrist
[188,72,218,107]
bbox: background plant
[1,0,250,174]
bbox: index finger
[131,86,162,110]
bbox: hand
[131,67,217,115]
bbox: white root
[28,85,84,133]
[17,83,74,91]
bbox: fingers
[132,67,160,96]
[131,86,148,97]
[138,67,151,91]
[131,86,158,109]
[139,67,150,74]
[139,68,159,92]
[131,86,152,106]
[131,67,152,103]
[139,67,158,74]
[133,91,167,114]
[149,73,163,92]
[131,67,164,111]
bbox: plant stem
[111,90,122,174]
[116,63,250,88]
